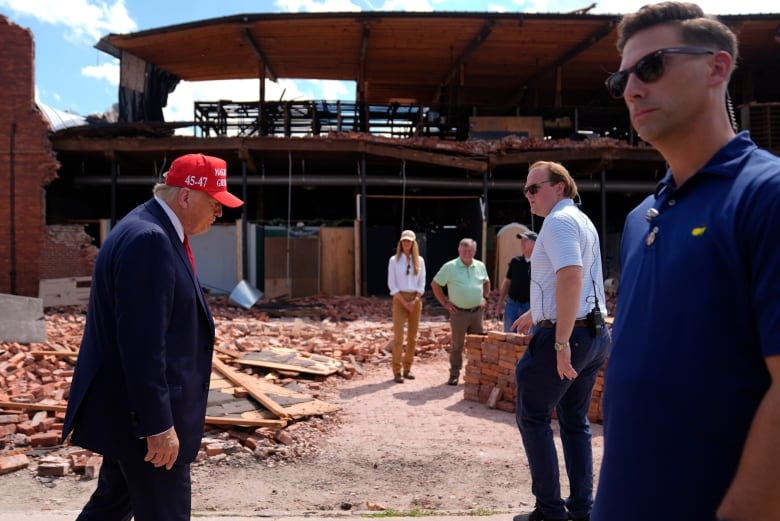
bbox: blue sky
[0,0,774,121]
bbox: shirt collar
[655,131,756,197]
[154,195,185,242]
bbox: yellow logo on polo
[691,226,707,236]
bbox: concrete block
[0,293,47,343]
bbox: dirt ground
[0,327,604,517]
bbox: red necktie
[183,235,197,274]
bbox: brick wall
[463,331,607,423]
[40,225,98,280]
[0,16,62,297]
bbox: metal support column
[360,155,368,296]
[241,160,249,280]
[482,169,489,260]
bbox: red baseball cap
[164,154,244,208]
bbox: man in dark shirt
[496,231,536,332]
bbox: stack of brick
[463,331,529,413]
[463,330,607,423]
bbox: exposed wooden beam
[51,135,489,172]
[517,19,618,101]
[241,27,278,82]
[433,19,496,104]
[363,142,488,173]
[486,146,663,169]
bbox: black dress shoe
[403,371,415,380]
[513,508,568,521]
[447,376,458,385]
[394,374,404,383]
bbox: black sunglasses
[605,47,715,99]
[406,262,411,275]
[523,180,555,196]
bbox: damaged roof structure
[2,11,779,298]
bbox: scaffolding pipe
[73,175,656,193]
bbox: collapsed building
[1,11,778,299]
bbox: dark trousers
[515,326,610,520]
[77,456,191,521]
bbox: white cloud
[376,0,435,10]
[508,0,772,14]
[274,0,362,12]
[319,80,352,100]
[0,0,136,43]
[82,61,120,84]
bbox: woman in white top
[387,230,426,383]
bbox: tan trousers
[392,292,422,374]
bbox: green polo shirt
[432,257,489,308]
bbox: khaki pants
[449,308,484,378]
[392,292,422,374]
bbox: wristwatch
[554,341,569,352]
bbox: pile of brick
[0,296,480,479]
[463,331,607,423]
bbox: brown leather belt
[454,305,482,313]
[536,319,589,329]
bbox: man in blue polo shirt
[593,3,780,521]
[431,238,490,386]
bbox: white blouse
[387,253,426,296]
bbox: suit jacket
[62,198,215,463]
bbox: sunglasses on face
[523,180,554,196]
[604,47,715,99]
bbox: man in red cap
[62,154,243,521]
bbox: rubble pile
[1,295,503,480]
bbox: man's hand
[145,427,180,470]
[556,348,578,380]
[511,309,533,335]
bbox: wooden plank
[204,415,287,428]
[0,401,66,413]
[469,116,544,139]
[205,386,288,428]
[214,345,241,359]
[212,357,291,419]
[213,357,341,419]
[319,227,355,296]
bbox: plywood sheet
[234,347,344,376]
[38,277,91,307]
[319,227,355,296]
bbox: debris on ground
[0,294,505,479]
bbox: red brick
[30,431,59,447]
[0,453,29,475]
[84,456,102,479]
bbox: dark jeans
[503,298,530,333]
[515,326,610,520]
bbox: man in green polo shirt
[431,238,491,385]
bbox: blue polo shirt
[593,132,780,521]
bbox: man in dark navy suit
[61,153,243,521]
